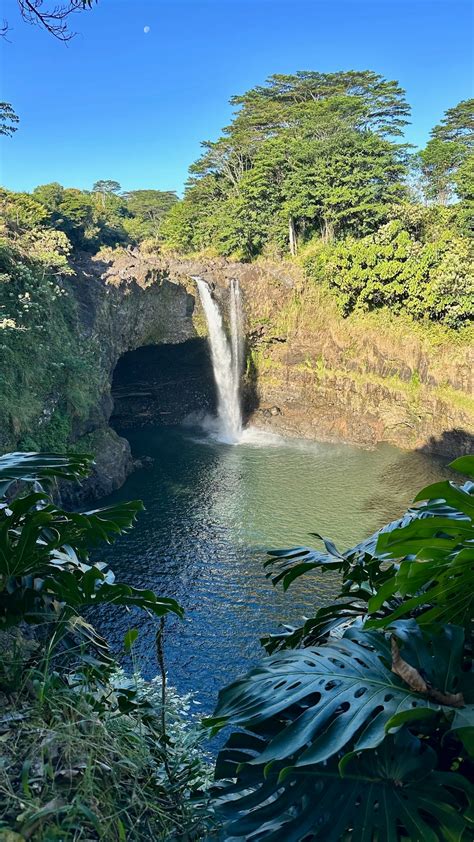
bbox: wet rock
[58,428,134,507]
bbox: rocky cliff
[155,256,474,460]
[52,250,196,502]
[10,249,472,502]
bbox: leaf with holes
[207,624,471,766]
[213,728,473,841]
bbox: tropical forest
[0,1,473,840]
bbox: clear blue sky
[1,0,472,195]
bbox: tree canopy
[418,98,474,207]
[0,103,19,137]
[162,70,411,258]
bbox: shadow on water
[416,429,474,461]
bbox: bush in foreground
[0,452,215,841]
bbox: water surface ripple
[92,425,448,711]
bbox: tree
[33,181,65,212]
[0,102,19,136]
[123,190,178,242]
[282,127,407,242]
[164,70,410,257]
[419,138,466,205]
[419,100,474,207]
[455,154,474,235]
[432,98,474,149]
[230,70,410,139]
[92,179,122,210]
[0,188,48,232]
[55,188,97,248]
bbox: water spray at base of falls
[194,277,244,443]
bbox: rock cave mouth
[110,338,217,430]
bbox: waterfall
[194,277,243,443]
[230,277,244,393]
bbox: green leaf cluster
[209,457,474,840]
[321,220,473,328]
[0,453,181,669]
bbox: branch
[17,0,96,42]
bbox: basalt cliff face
[50,251,196,502]
[12,250,473,502]
[157,256,474,461]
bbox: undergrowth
[0,237,101,453]
[0,647,215,841]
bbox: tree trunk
[322,218,335,244]
[289,216,297,256]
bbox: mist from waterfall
[194,277,243,443]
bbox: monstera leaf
[208,624,471,766]
[0,451,92,494]
[367,466,474,629]
[0,452,183,634]
[261,599,366,654]
[214,729,473,841]
[264,456,474,651]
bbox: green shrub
[0,661,215,841]
[325,220,473,328]
[0,237,101,450]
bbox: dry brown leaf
[391,636,428,693]
[391,636,465,708]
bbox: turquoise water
[92,424,448,711]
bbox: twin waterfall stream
[194,277,244,444]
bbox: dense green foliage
[0,453,215,840]
[2,77,472,335]
[315,218,473,328]
[20,182,178,251]
[0,228,99,451]
[0,181,177,254]
[158,76,472,328]
[0,182,179,449]
[418,99,473,218]
[161,70,411,258]
[208,457,474,840]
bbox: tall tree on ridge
[92,180,122,210]
[169,70,410,256]
[419,99,474,206]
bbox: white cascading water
[194,277,243,443]
[230,277,244,394]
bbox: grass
[0,634,217,841]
